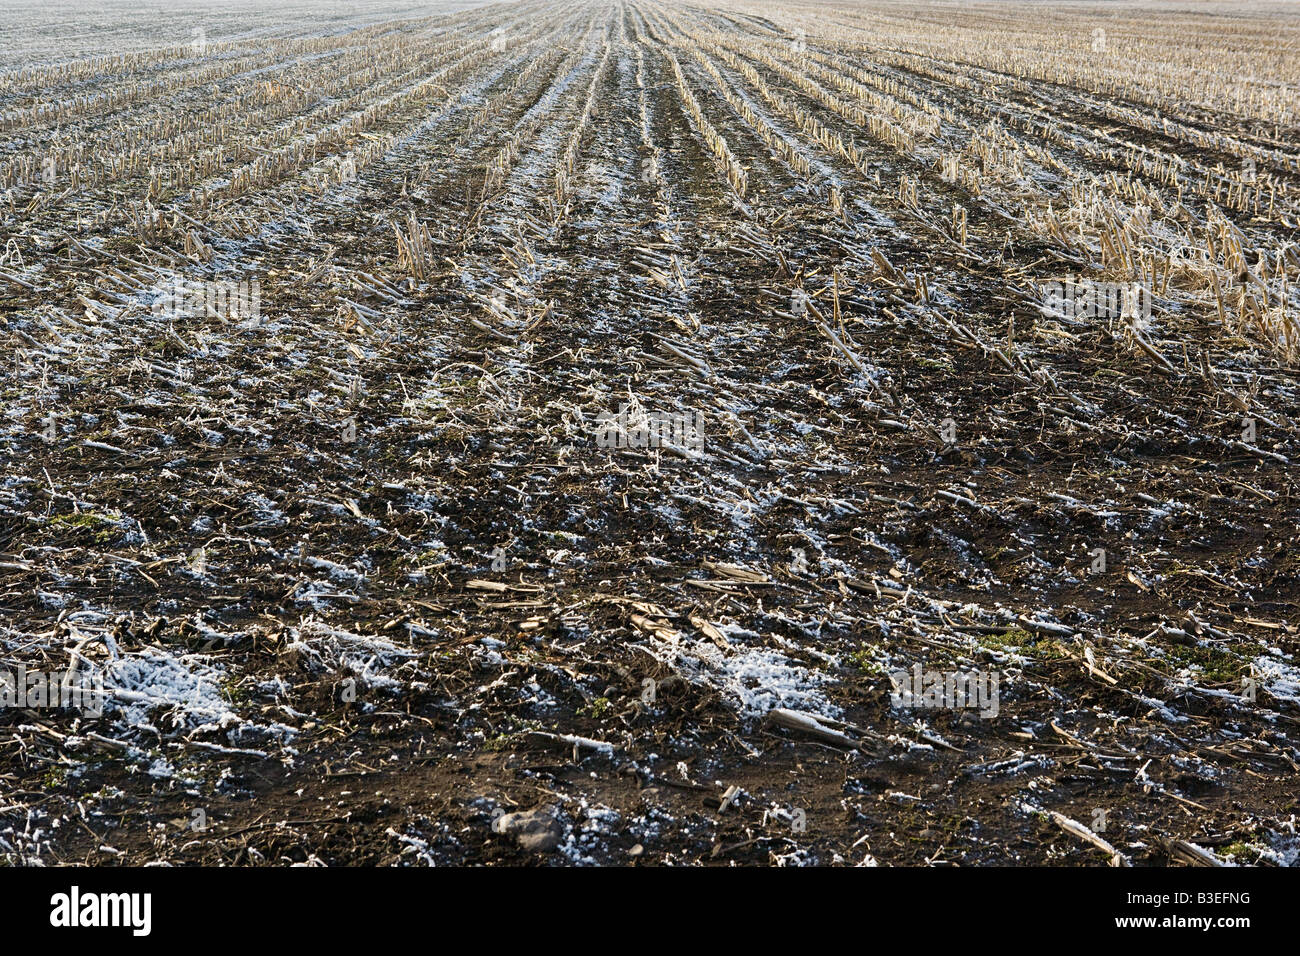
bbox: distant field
[1,0,1297,866]
[0,0,486,68]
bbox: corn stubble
[1,0,1298,867]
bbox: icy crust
[641,619,839,720]
[105,648,236,731]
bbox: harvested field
[1,0,1298,868]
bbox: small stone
[496,807,563,853]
